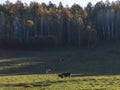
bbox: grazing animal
[45,68,51,74]
[58,74,64,78]
[59,58,64,62]
[58,73,71,78]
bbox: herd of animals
[45,58,71,78]
[58,73,71,78]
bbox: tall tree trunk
[41,18,44,36]
[67,21,71,43]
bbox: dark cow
[58,73,71,78]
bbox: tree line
[0,0,120,49]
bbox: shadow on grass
[0,77,113,88]
[0,82,51,88]
[70,73,118,77]
[0,80,72,88]
[0,57,119,76]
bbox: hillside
[0,43,119,89]
[0,43,120,75]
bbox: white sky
[0,0,117,7]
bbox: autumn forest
[0,0,120,49]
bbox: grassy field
[0,43,120,89]
[0,74,120,90]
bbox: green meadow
[0,74,120,90]
[0,43,120,89]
